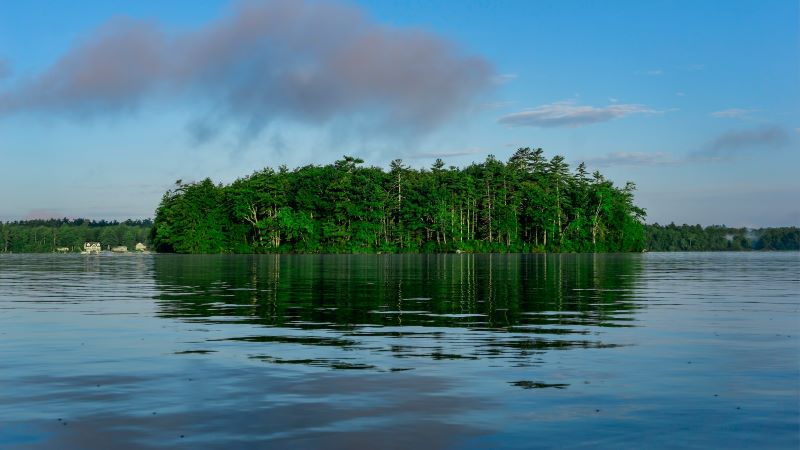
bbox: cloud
[408,148,484,159]
[583,151,677,167]
[641,69,663,76]
[475,100,514,111]
[491,73,517,84]
[186,117,221,145]
[268,133,288,155]
[583,126,793,168]
[0,0,492,143]
[586,126,794,167]
[710,108,754,118]
[698,126,791,158]
[498,100,657,128]
[0,58,11,80]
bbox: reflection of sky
[0,253,798,449]
[0,1,798,226]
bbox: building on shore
[82,242,101,254]
[111,246,128,253]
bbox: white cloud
[710,108,754,118]
[498,100,658,128]
[635,69,663,76]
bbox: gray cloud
[585,126,794,168]
[491,73,517,84]
[583,151,677,167]
[408,147,484,159]
[498,101,657,128]
[700,126,790,157]
[0,58,11,80]
[186,117,222,145]
[475,100,515,111]
[0,0,492,142]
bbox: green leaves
[151,150,648,254]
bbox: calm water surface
[1,253,798,449]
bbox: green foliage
[152,178,227,253]
[644,224,800,251]
[151,149,648,254]
[754,228,800,250]
[0,219,151,253]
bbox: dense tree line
[644,223,799,251]
[151,149,647,253]
[753,227,800,250]
[0,219,152,253]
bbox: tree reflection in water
[154,254,643,370]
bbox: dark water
[1,253,797,449]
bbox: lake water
[1,253,798,449]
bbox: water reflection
[153,254,643,370]
[3,253,798,449]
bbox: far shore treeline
[0,219,151,253]
[1,219,796,253]
[150,149,647,253]
[645,223,799,251]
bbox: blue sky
[0,0,797,226]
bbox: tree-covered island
[2,148,797,254]
[150,148,647,253]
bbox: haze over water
[1,253,798,449]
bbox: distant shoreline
[3,218,796,253]
[2,249,797,256]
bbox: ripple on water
[0,252,798,449]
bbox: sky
[0,0,797,227]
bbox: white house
[82,242,101,254]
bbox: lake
[1,253,798,449]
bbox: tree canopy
[151,149,647,253]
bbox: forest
[4,219,794,253]
[150,149,647,253]
[0,219,151,253]
[2,148,795,254]
[645,223,799,251]
[1,212,796,255]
